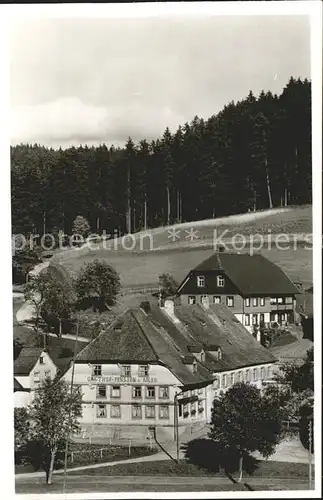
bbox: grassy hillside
[50,205,312,290]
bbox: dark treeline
[11,77,311,237]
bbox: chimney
[164,299,174,315]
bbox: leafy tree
[14,408,32,453]
[40,272,76,337]
[29,377,82,484]
[272,347,314,449]
[74,259,121,312]
[24,273,51,334]
[72,215,91,239]
[209,382,285,482]
[158,273,179,298]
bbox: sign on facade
[87,375,158,384]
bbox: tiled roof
[75,311,158,364]
[75,308,212,387]
[14,347,43,375]
[190,252,300,295]
[173,303,276,371]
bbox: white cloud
[10,16,310,148]
[11,97,185,148]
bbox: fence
[119,286,159,297]
[69,438,156,464]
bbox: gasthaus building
[64,299,276,441]
[176,251,300,332]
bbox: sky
[10,15,310,149]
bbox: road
[15,474,312,493]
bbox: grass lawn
[15,443,156,474]
[50,205,312,290]
[67,459,313,478]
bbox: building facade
[63,300,276,441]
[176,252,300,333]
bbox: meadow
[50,205,313,290]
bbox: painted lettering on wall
[87,375,158,384]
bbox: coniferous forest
[11,77,311,237]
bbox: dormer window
[200,350,205,363]
[197,275,205,287]
[193,360,197,373]
[39,356,44,365]
[217,275,225,287]
[217,348,222,360]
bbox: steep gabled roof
[190,252,300,295]
[14,347,44,375]
[75,308,212,387]
[173,304,276,371]
[75,310,158,364]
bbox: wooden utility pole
[308,419,313,490]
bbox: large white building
[64,300,277,441]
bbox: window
[270,297,277,305]
[213,376,220,389]
[44,370,51,378]
[198,400,204,412]
[93,365,102,376]
[121,365,131,377]
[260,367,265,379]
[146,386,156,399]
[159,386,169,399]
[253,368,258,381]
[252,297,258,307]
[133,386,142,399]
[246,369,251,382]
[213,296,221,304]
[260,313,264,324]
[197,275,205,287]
[245,314,250,326]
[111,386,121,398]
[244,298,250,307]
[200,295,208,304]
[267,366,273,379]
[230,373,235,386]
[96,404,106,418]
[132,404,142,419]
[226,296,234,307]
[238,371,242,382]
[285,297,293,304]
[145,405,155,419]
[260,297,265,306]
[217,275,225,287]
[97,385,106,399]
[252,314,258,325]
[200,351,205,363]
[188,295,196,305]
[111,404,121,418]
[138,365,149,377]
[39,356,44,365]
[159,405,169,419]
[198,387,203,395]
[193,360,197,373]
[34,371,40,380]
[277,297,283,304]
[222,374,227,388]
